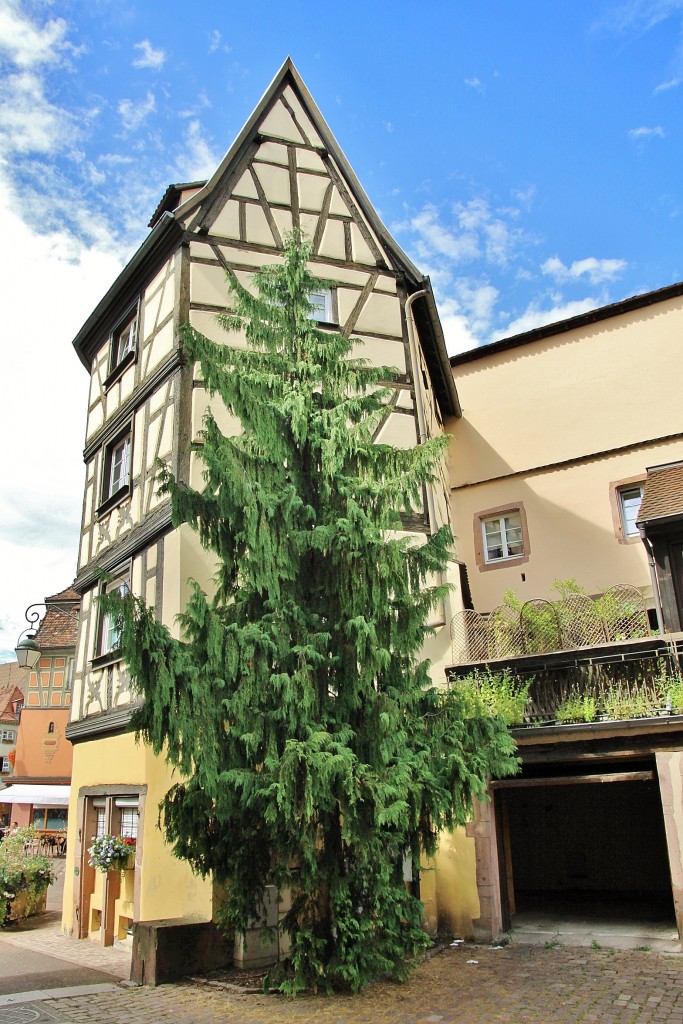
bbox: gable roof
[33,589,79,650]
[0,664,27,699]
[638,462,683,525]
[72,59,459,419]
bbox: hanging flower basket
[88,834,136,872]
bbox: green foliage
[654,663,683,713]
[0,827,55,927]
[555,691,598,724]
[455,670,530,727]
[104,232,518,992]
[601,684,657,720]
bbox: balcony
[447,585,683,728]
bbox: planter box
[8,887,47,923]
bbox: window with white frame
[99,429,132,511]
[118,805,138,839]
[1,730,15,742]
[1,757,9,773]
[95,805,106,838]
[109,308,137,376]
[482,511,525,563]
[307,288,334,323]
[618,484,644,538]
[97,574,130,659]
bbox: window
[1,758,9,773]
[107,308,138,382]
[482,512,524,562]
[1,730,15,742]
[48,721,55,735]
[473,503,530,572]
[119,806,138,839]
[95,573,130,661]
[98,428,132,514]
[94,805,106,838]
[609,477,646,543]
[307,288,334,323]
[619,485,644,538]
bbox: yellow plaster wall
[453,442,683,612]
[432,827,480,939]
[63,733,213,932]
[450,296,683,488]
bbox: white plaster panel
[309,263,368,288]
[147,544,157,571]
[146,256,174,301]
[272,207,294,239]
[246,204,276,246]
[350,335,406,373]
[350,222,376,266]
[191,261,231,309]
[208,200,241,239]
[192,389,243,440]
[396,388,414,411]
[282,86,323,147]
[328,187,349,217]
[259,100,304,143]
[254,162,290,206]
[374,276,397,295]
[298,172,330,212]
[87,403,104,437]
[354,291,403,337]
[119,367,135,403]
[256,141,289,165]
[232,170,258,199]
[375,411,418,450]
[213,245,282,270]
[189,308,248,349]
[318,219,346,260]
[144,277,174,336]
[79,533,89,570]
[300,212,319,241]
[144,321,175,375]
[296,148,326,173]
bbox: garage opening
[497,764,678,948]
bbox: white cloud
[174,119,220,181]
[401,204,480,263]
[208,29,231,54]
[0,169,124,658]
[628,125,666,138]
[503,297,598,337]
[132,39,166,70]
[542,255,627,284]
[464,77,483,91]
[0,0,69,68]
[654,75,681,91]
[119,91,156,131]
[0,69,76,155]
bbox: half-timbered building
[62,60,462,957]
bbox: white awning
[0,785,70,807]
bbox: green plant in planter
[555,691,597,724]
[602,685,657,720]
[654,665,683,713]
[457,669,531,727]
[0,826,55,927]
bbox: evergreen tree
[107,233,518,992]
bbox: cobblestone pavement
[32,944,683,1024]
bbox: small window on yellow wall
[609,477,645,544]
[474,503,530,572]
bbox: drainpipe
[638,524,665,636]
[405,289,446,628]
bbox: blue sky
[1,0,682,657]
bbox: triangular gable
[177,59,419,281]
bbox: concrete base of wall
[131,919,232,985]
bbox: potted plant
[88,834,136,872]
